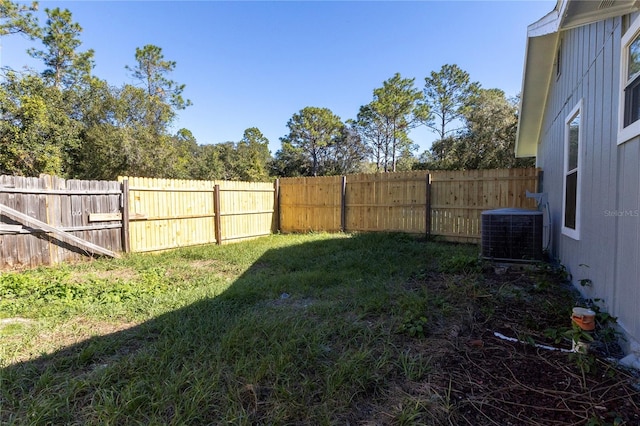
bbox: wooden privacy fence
[0,168,538,269]
[0,174,124,270]
[0,175,275,269]
[121,177,275,252]
[278,168,540,243]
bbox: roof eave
[515,32,559,158]
[515,2,563,158]
[561,0,640,30]
[527,5,562,37]
[515,0,640,159]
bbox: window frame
[562,100,582,240]
[618,14,640,144]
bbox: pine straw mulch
[374,265,640,426]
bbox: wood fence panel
[0,175,123,269]
[28,177,46,266]
[279,176,343,232]
[13,177,27,264]
[218,180,275,244]
[48,175,65,265]
[123,177,217,252]
[1,176,18,268]
[12,177,26,266]
[69,179,83,262]
[429,168,539,242]
[345,171,429,234]
[279,168,540,243]
[121,177,275,251]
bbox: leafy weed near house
[0,233,639,425]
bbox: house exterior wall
[615,133,640,344]
[536,15,640,346]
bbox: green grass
[0,233,581,424]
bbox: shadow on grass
[1,233,474,425]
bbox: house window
[563,101,582,240]
[556,38,562,78]
[618,14,640,144]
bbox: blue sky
[2,0,555,155]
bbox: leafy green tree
[170,128,201,179]
[188,143,225,181]
[425,136,462,170]
[173,129,271,182]
[28,8,94,89]
[73,78,121,178]
[236,127,271,181]
[121,44,192,145]
[324,122,368,175]
[0,71,82,176]
[212,141,242,180]
[353,104,390,172]
[78,122,127,179]
[270,142,309,178]
[412,150,435,170]
[75,83,181,179]
[0,0,39,38]
[394,138,419,172]
[461,89,534,169]
[0,9,203,180]
[72,76,115,127]
[369,73,425,172]
[421,64,480,140]
[423,89,535,170]
[2,7,97,177]
[281,106,344,176]
[113,84,185,177]
[80,43,194,179]
[126,44,191,111]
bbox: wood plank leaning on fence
[0,203,119,258]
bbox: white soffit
[516,32,558,158]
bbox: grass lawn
[1,232,639,425]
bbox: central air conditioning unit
[481,208,543,262]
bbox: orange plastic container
[571,307,596,331]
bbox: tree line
[1,2,533,182]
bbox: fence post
[274,178,280,233]
[341,176,347,232]
[425,173,432,240]
[214,184,222,245]
[121,179,130,253]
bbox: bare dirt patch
[365,266,640,425]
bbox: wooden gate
[0,175,124,269]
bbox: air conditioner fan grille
[481,208,543,262]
